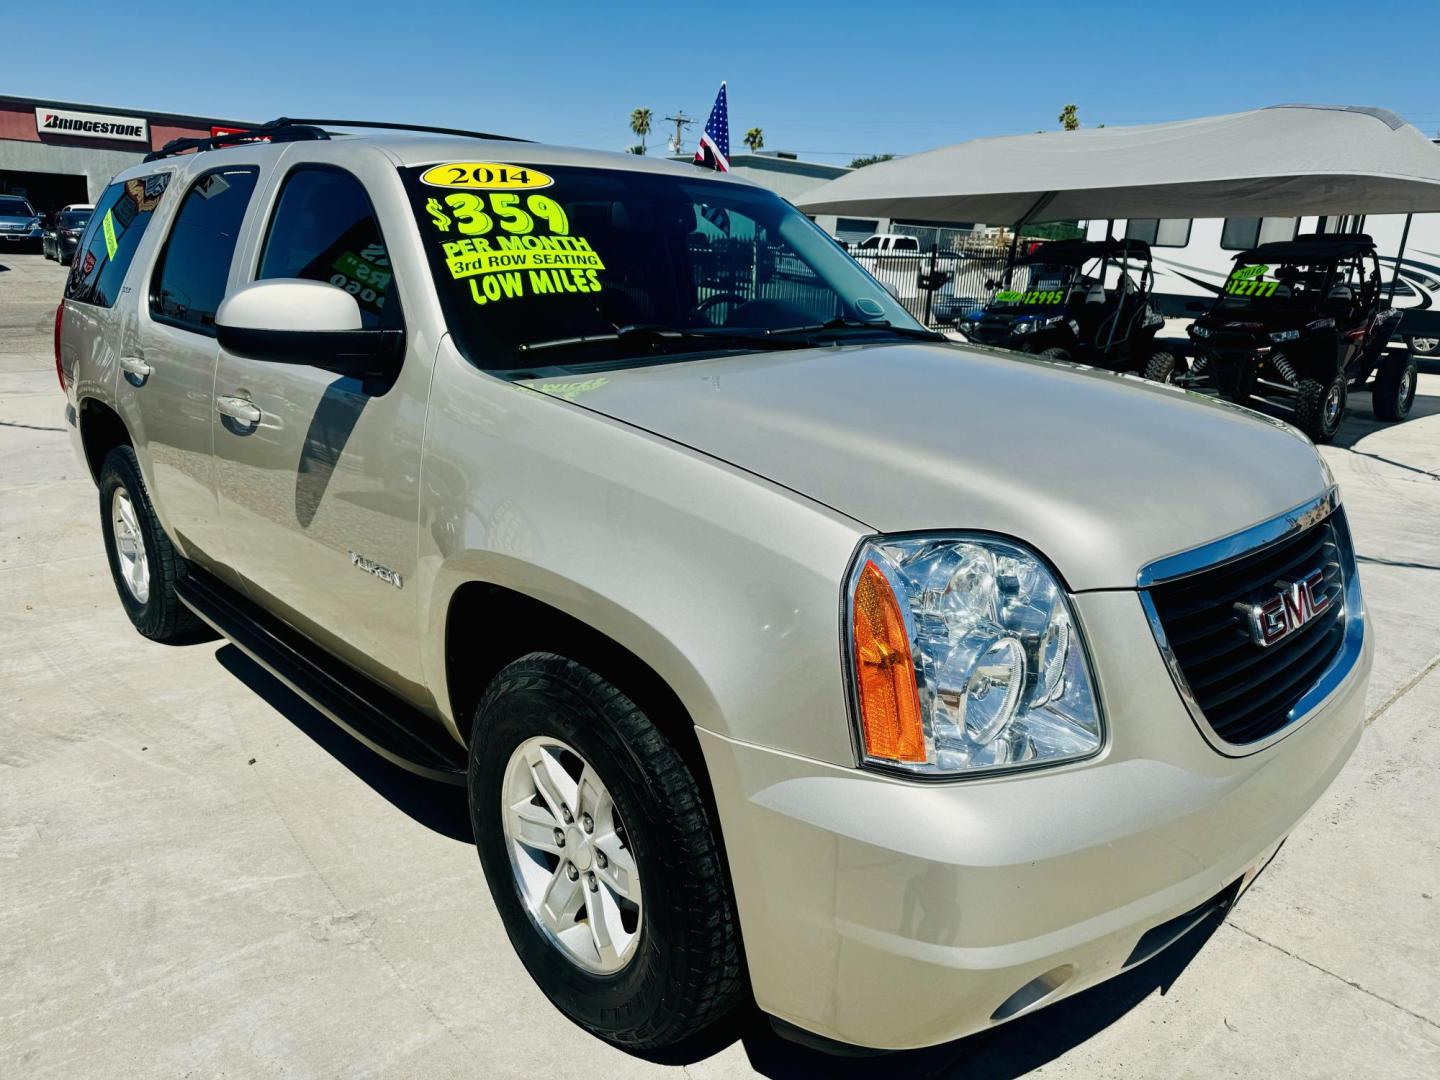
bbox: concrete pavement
[2,252,1438,1077]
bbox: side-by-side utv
[1163,234,1414,443]
[957,238,1172,372]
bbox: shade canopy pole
[1388,213,1413,305]
[1002,191,1057,286]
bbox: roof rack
[278,117,529,143]
[143,120,329,162]
[143,116,527,162]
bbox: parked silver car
[57,121,1369,1053]
[0,194,44,251]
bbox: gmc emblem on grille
[1235,568,1332,648]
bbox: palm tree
[744,127,764,153]
[630,108,653,153]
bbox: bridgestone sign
[34,107,149,144]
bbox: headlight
[846,536,1102,777]
[1269,329,1300,343]
[1011,319,1036,336]
[1191,325,1212,339]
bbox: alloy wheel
[1324,381,1344,429]
[110,486,150,603]
[501,736,643,974]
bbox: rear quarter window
[65,174,171,307]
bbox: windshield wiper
[518,323,807,356]
[761,317,945,342]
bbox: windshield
[991,262,1079,311]
[0,196,35,217]
[401,161,927,371]
[1218,260,1330,312]
[58,211,91,229]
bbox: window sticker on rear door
[418,173,605,308]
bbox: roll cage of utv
[958,238,1171,372]
[1172,233,1414,443]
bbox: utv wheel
[1408,336,1439,357]
[1294,373,1347,443]
[98,446,212,643]
[1036,347,1072,362]
[1143,351,1185,384]
[1372,352,1418,422]
[469,653,742,1049]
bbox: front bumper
[0,229,41,244]
[700,588,1369,1050]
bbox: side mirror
[215,279,403,381]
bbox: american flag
[694,82,730,172]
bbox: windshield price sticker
[420,162,554,190]
[996,289,1064,304]
[1226,263,1277,297]
[420,183,605,307]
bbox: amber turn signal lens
[852,560,926,763]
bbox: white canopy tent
[795,105,1440,226]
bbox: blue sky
[15,2,1440,163]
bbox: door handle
[215,395,262,425]
[119,356,151,381]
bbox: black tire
[1407,335,1440,357]
[1372,352,1418,422]
[98,446,212,643]
[469,653,742,1049]
[1036,346,1072,361]
[1293,372,1347,443]
[1143,351,1185,384]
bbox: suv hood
[523,343,1330,590]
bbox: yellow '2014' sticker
[420,162,554,190]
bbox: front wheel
[469,653,743,1049]
[1036,346,1072,361]
[1372,352,1418,421]
[1294,372,1348,443]
[1143,351,1185,384]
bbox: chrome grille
[1143,505,1352,747]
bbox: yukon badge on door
[349,550,403,589]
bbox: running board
[176,565,467,785]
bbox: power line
[664,110,694,156]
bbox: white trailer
[1085,214,1440,355]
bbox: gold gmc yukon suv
[56,120,1371,1053]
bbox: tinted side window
[150,167,258,335]
[257,166,400,329]
[65,174,170,307]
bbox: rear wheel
[98,446,212,643]
[1372,352,1418,422]
[469,653,743,1049]
[1036,347,1072,362]
[1294,372,1347,443]
[1143,351,1185,384]
[1407,335,1439,357]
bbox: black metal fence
[688,236,1053,331]
[841,244,1037,328]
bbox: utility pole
[664,110,693,156]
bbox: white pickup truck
[851,232,923,301]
